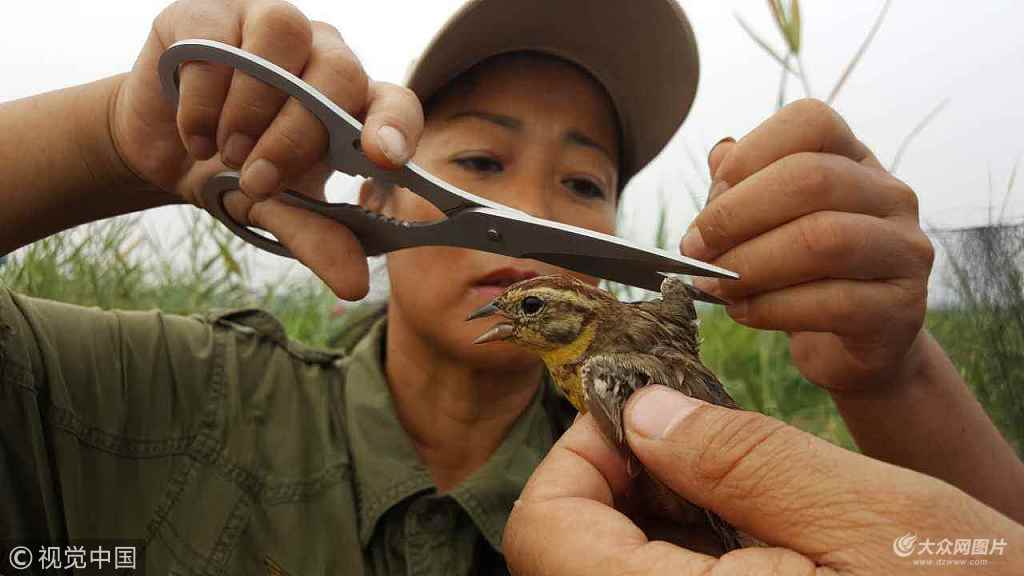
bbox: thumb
[359,80,424,168]
[624,385,948,556]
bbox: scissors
[157,40,738,301]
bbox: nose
[493,173,556,222]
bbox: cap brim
[405,0,699,186]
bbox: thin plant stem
[826,0,893,105]
[988,164,995,225]
[998,154,1020,223]
[734,13,799,74]
[777,53,791,109]
[889,98,949,173]
[796,53,813,98]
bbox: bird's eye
[521,296,544,315]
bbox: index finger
[504,415,715,576]
[160,2,242,160]
[713,98,883,188]
[219,189,370,300]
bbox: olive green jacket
[0,287,576,575]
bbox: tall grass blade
[789,0,802,52]
[889,98,949,173]
[734,13,798,74]
[777,54,790,109]
[826,0,893,105]
[997,154,1020,224]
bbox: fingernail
[709,136,735,156]
[223,132,255,168]
[240,158,280,199]
[692,277,719,296]
[377,125,409,164]
[187,135,216,160]
[628,385,702,439]
[681,225,710,260]
[706,179,730,206]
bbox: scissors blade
[433,208,737,296]
[527,254,729,304]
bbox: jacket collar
[343,314,574,552]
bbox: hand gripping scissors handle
[158,40,738,298]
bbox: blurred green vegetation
[0,208,342,346]
[929,224,1024,456]
[703,302,1023,456]
[697,308,857,450]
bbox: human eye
[562,176,607,201]
[453,154,504,174]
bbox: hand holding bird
[467,274,745,553]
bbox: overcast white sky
[3,1,1023,299]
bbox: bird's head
[465,274,616,359]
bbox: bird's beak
[466,302,500,321]
[466,301,515,344]
[471,322,515,344]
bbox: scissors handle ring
[158,40,504,214]
[158,40,364,172]
[200,172,295,258]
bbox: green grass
[697,307,857,450]
[0,208,343,346]
[928,307,1024,456]
[701,304,1024,456]
[928,223,1024,456]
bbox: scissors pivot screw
[487,228,502,242]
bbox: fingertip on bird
[626,385,705,440]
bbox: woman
[1,0,1021,574]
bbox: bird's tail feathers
[659,276,699,320]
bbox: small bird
[466,274,744,553]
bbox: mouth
[473,267,539,290]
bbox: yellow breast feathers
[539,322,597,411]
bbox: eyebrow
[448,110,522,130]
[446,110,615,162]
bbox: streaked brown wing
[582,352,739,454]
[582,353,679,475]
[663,351,741,410]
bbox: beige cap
[405,0,699,187]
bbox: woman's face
[378,54,620,369]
